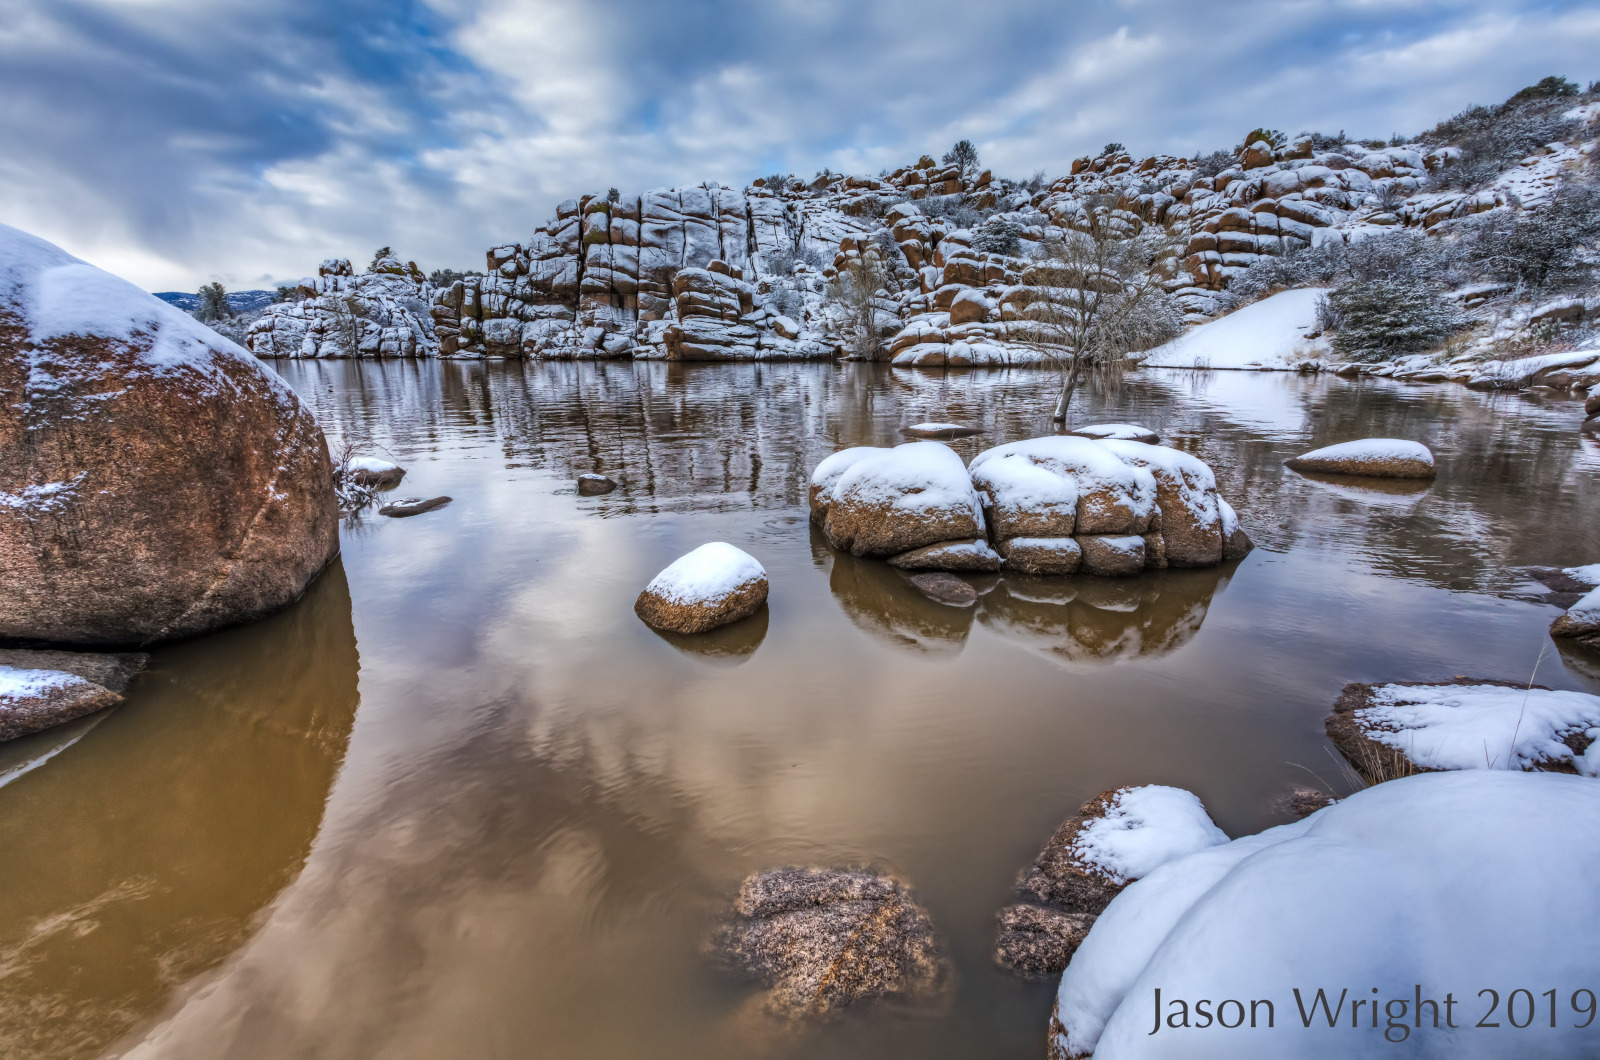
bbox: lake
[2,361,1597,1059]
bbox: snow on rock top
[1071,785,1228,884]
[1053,771,1600,1059]
[642,542,766,606]
[1360,682,1600,773]
[972,436,1157,530]
[1139,288,1330,370]
[1068,424,1158,442]
[1295,439,1434,465]
[347,455,402,474]
[809,446,885,510]
[0,666,90,703]
[1561,564,1600,588]
[0,223,279,392]
[832,442,983,519]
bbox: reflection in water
[822,539,975,654]
[650,605,770,665]
[1287,468,1434,512]
[0,564,360,1060]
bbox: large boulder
[819,442,985,557]
[706,867,949,1019]
[1099,441,1223,567]
[0,225,341,646]
[971,437,1156,536]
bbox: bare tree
[826,236,913,360]
[1010,203,1180,423]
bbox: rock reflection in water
[649,605,770,665]
[0,563,360,1060]
[818,526,1233,664]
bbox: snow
[971,451,1079,520]
[1139,288,1330,370]
[907,422,966,432]
[1055,771,1600,1059]
[1072,786,1229,883]
[347,455,402,474]
[1357,682,1600,772]
[642,543,766,605]
[0,665,87,702]
[1562,566,1600,589]
[1090,535,1147,557]
[1218,498,1240,539]
[1563,586,1600,630]
[971,437,1156,523]
[0,223,286,394]
[830,442,984,521]
[1100,441,1220,525]
[1291,438,1433,468]
[1070,424,1156,441]
[809,446,885,506]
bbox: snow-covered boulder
[886,538,1002,572]
[1099,441,1224,568]
[1050,771,1600,1059]
[819,442,986,557]
[972,437,1157,537]
[706,866,948,1020]
[0,648,147,741]
[1327,679,1600,782]
[996,786,1227,978]
[1285,438,1436,479]
[1068,424,1160,444]
[0,224,341,645]
[634,542,769,634]
[1550,585,1600,648]
[345,455,405,489]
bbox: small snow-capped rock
[576,473,618,495]
[378,496,452,518]
[346,455,405,489]
[635,542,768,634]
[1286,438,1436,479]
[1068,423,1159,444]
[887,538,1003,572]
[901,421,983,439]
[0,649,147,741]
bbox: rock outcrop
[0,224,341,646]
[809,436,1249,578]
[247,252,437,358]
[706,867,949,1020]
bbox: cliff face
[251,95,1599,365]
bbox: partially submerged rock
[996,536,1082,575]
[635,542,768,634]
[820,442,985,557]
[576,473,618,495]
[378,496,452,517]
[1068,423,1159,444]
[706,867,948,1020]
[0,224,341,646]
[901,422,983,440]
[0,649,147,741]
[997,786,1227,978]
[346,456,405,490]
[1285,438,1436,479]
[907,572,978,608]
[1550,584,1600,648]
[1274,785,1338,820]
[1327,678,1600,784]
[886,538,1002,572]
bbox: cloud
[0,0,1595,291]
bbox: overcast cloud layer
[2,0,1597,291]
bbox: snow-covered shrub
[918,194,982,230]
[1322,277,1459,361]
[1462,174,1600,288]
[1422,84,1587,190]
[1192,151,1233,177]
[973,216,1023,256]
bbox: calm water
[3,362,1599,1059]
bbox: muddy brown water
[3,362,1598,1059]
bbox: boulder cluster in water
[810,435,1251,578]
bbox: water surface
[3,362,1597,1059]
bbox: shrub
[918,194,981,230]
[1462,174,1600,288]
[1322,277,1458,361]
[194,282,232,323]
[1192,151,1233,177]
[427,268,483,286]
[1507,76,1580,105]
[1102,142,1125,156]
[1026,169,1046,193]
[274,285,298,303]
[605,187,620,204]
[972,216,1023,256]
[1421,84,1584,190]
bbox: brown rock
[0,227,341,646]
[634,543,769,634]
[1223,521,1254,561]
[706,867,949,1020]
[378,496,452,517]
[887,538,1003,572]
[1017,789,1136,915]
[1586,391,1600,420]
[0,648,148,741]
[1078,534,1147,577]
[576,473,618,495]
[1551,603,1600,648]
[1101,444,1222,568]
[997,536,1082,575]
[994,903,1096,979]
[1285,439,1436,479]
[821,445,985,558]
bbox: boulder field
[810,437,1250,577]
[0,224,340,646]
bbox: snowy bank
[1052,771,1600,1059]
[1138,289,1330,371]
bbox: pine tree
[195,282,232,323]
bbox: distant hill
[154,289,279,313]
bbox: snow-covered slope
[1140,288,1330,370]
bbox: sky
[1,0,1597,293]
